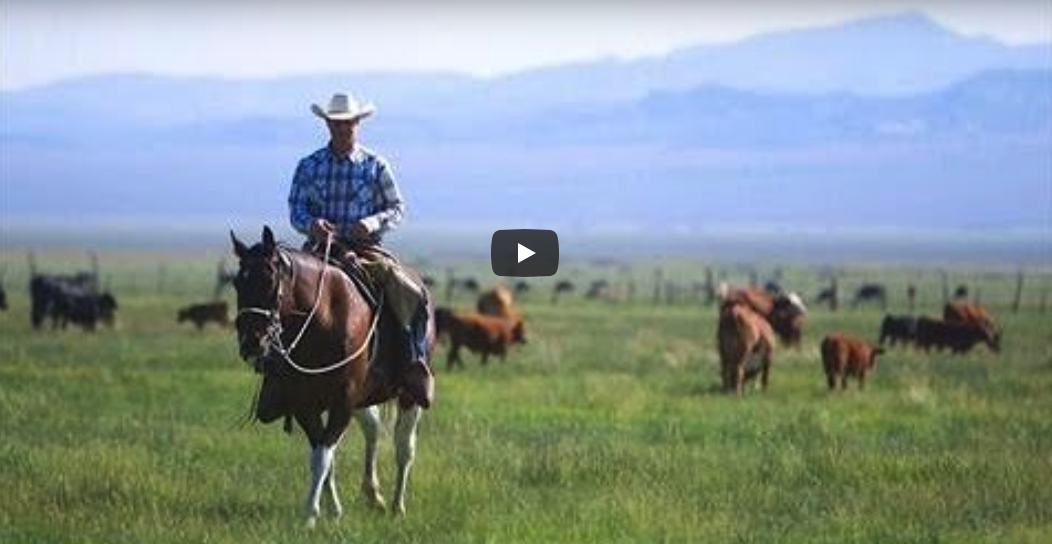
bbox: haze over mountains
[2,12,1050,240]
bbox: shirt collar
[327,143,364,162]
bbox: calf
[177,301,230,330]
[444,312,527,369]
[879,314,918,347]
[821,333,884,391]
[915,317,1000,354]
[717,300,776,396]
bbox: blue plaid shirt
[288,145,405,243]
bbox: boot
[402,305,435,408]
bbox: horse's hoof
[304,516,318,530]
[392,503,406,517]
[365,496,387,512]
[361,487,387,511]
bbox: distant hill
[1,12,1050,233]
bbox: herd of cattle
[716,283,1002,396]
[433,279,1004,397]
[8,268,1004,396]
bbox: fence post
[1012,270,1025,313]
[653,268,664,305]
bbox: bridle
[237,236,381,375]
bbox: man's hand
[347,221,371,240]
[310,219,335,242]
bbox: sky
[2,0,1050,90]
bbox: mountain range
[1,11,1050,236]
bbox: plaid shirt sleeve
[359,157,405,236]
[288,157,318,236]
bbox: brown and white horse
[231,226,431,525]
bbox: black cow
[852,283,887,310]
[551,280,575,304]
[0,282,7,311]
[30,274,116,331]
[879,314,918,347]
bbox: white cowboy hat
[310,93,376,122]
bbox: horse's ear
[231,230,248,259]
[262,226,276,255]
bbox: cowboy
[288,92,434,408]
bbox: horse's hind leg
[392,404,422,516]
[352,405,387,511]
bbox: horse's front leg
[352,405,387,511]
[392,404,422,516]
[298,407,350,528]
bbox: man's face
[326,119,358,148]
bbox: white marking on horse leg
[353,406,387,510]
[392,404,422,516]
[305,445,334,528]
[325,455,343,518]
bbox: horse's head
[231,226,286,366]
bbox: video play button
[517,243,535,263]
[492,229,559,277]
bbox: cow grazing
[717,300,776,396]
[177,301,230,330]
[513,281,531,296]
[879,314,918,347]
[915,317,1000,354]
[821,333,884,391]
[852,283,887,310]
[443,312,527,369]
[476,285,517,318]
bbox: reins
[238,235,382,375]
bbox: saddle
[302,239,419,404]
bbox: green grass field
[1,251,1051,543]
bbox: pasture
[1,249,1051,543]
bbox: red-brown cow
[721,285,806,348]
[717,299,776,396]
[821,333,884,391]
[443,312,527,369]
[476,285,518,319]
[944,301,999,337]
